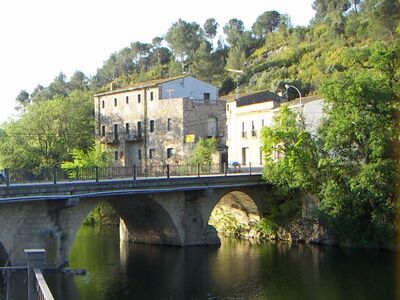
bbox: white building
[223,91,324,168]
[223,91,282,167]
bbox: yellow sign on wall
[185,134,195,143]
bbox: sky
[0,0,315,123]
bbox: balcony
[125,130,143,142]
[99,133,119,144]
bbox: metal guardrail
[0,250,54,300]
[34,268,54,300]
[0,163,263,186]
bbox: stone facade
[94,76,226,167]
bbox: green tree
[261,105,320,194]
[318,43,399,246]
[61,141,112,169]
[203,18,218,41]
[191,41,224,84]
[252,11,281,39]
[69,70,89,91]
[0,91,94,169]
[15,90,30,110]
[223,18,245,47]
[226,46,246,71]
[361,0,400,40]
[165,19,203,71]
[191,137,217,165]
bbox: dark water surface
[44,226,396,300]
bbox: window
[120,151,124,159]
[114,151,118,161]
[262,119,265,127]
[138,149,142,160]
[167,148,173,159]
[150,91,154,101]
[125,123,130,134]
[114,98,117,107]
[204,93,210,100]
[102,100,105,109]
[126,96,129,104]
[167,118,172,131]
[137,121,142,136]
[137,94,141,103]
[101,125,105,137]
[241,147,248,166]
[251,121,256,137]
[113,124,118,140]
[150,120,155,133]
[241,122,247,138]
[149,148,156,159]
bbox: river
[2,225,397,299]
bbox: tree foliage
[190,137,217,165]
[252,11,281,39]
[318,42,399,247]
[0,91,94,169]
[261,105,320,193]
[61,141,112,170]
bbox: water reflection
[43,226,395,300]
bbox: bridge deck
[0,174,266,203]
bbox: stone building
[94,75,226,168]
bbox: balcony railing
[99,131,142,143]
[99,133,119,144]
[241,131,247,138]
[125,130,143,142]
[251,130,257,137]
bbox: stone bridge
[0,175,271,266]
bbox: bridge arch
[111,196,182,246]
[199,188,266,239]
[62,194,183,265]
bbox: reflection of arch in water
[208,190,262,236]
[66,195,182,264]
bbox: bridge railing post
[95,166,99,182]
[166,164,170,179]
[53,167,57,184]
[25,249,46,300]
[133,164,137,181]
[5,168,10,187]
[249,162,252,175]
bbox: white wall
[160,76,218,100]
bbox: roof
[220,90,283,107]
[94,75,189,97]
[283,95,323,106]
